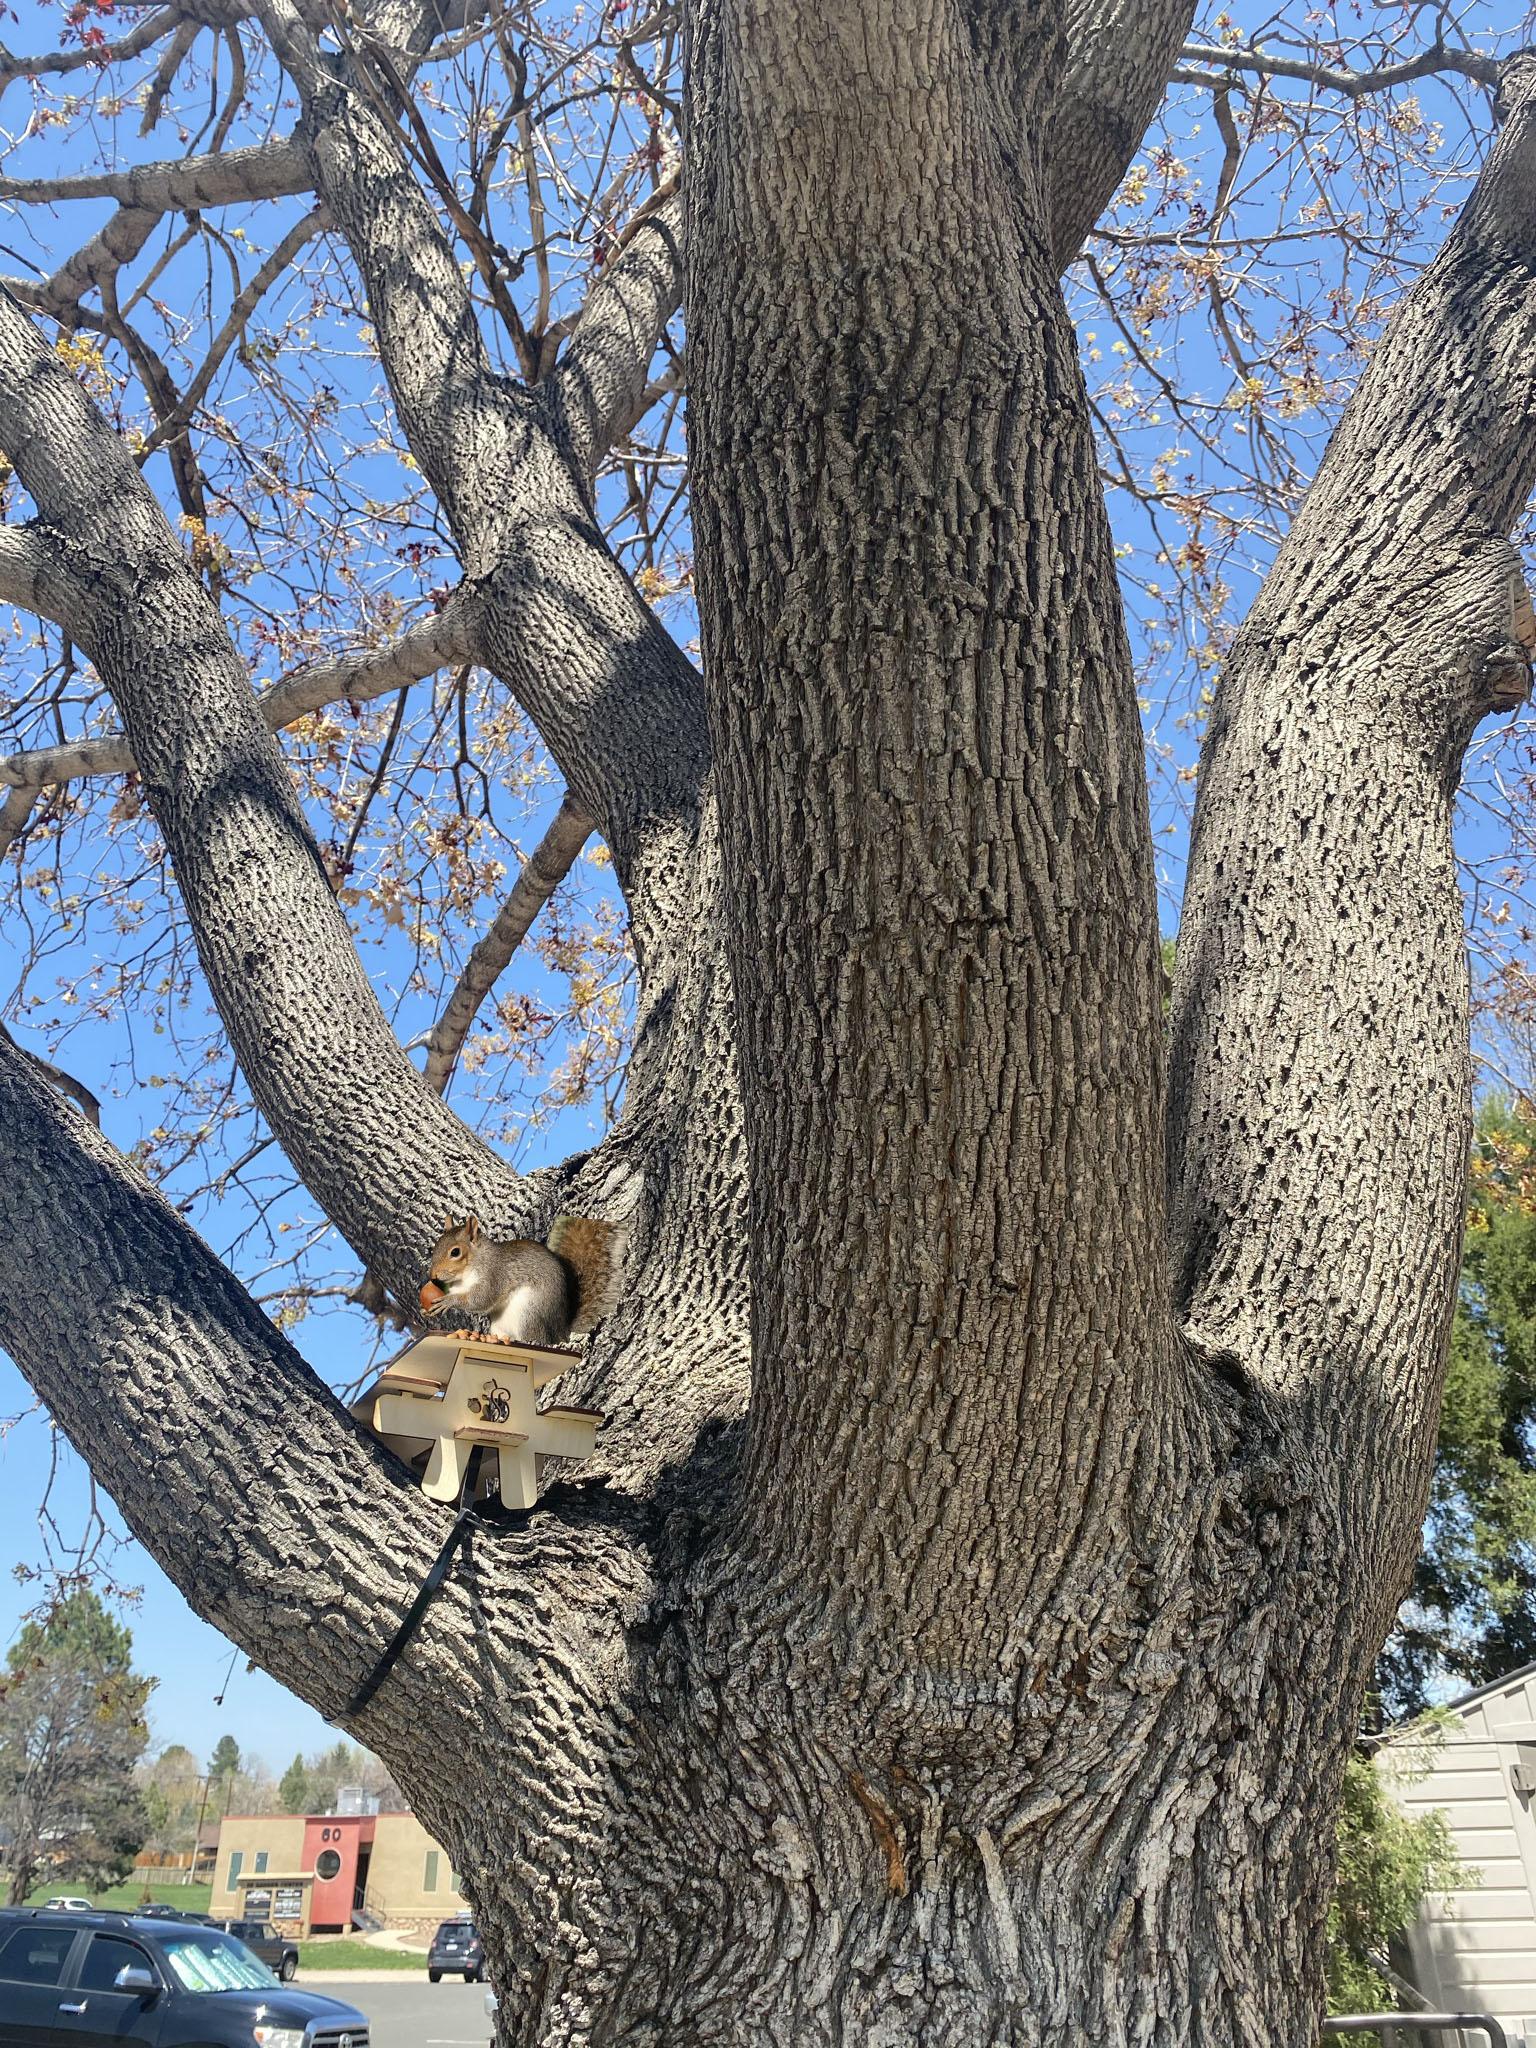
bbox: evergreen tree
[0,1589,151,1903]
[1378,1099,1536,1714]
[208,1734,240,1784]
[278,1753,309,1815]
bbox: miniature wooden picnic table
[353,1333,601,1508]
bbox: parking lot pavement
[321,1973,489,2048]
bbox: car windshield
[160,1932,280,1992]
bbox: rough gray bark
[1157,66,1536,2036]
[1050,0,1197,267]
[422,793,595,1094]
[0,6,1526,2048]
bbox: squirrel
[417,1214,628,1348]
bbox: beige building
[1379,1661,1536,2044]
[210,1808,469,1936]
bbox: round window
[315,1849,342,1880]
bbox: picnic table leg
[422,1434,473,1503]
[498,1443,538,1510]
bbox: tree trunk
[2,8,1535,2047]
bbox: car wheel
[280,1956,297,1982]
[430,1970,442,1983]
[464,1971,476,1983]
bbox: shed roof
[1376,1660,1536,1743]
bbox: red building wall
[301,1815,375,1932]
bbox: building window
[424,1850,439,1893]
[228,1851,243,1889]
[254,1851,268,1875]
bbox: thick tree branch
[546,185,682,485]
[0,134,313,214]
[687,0,1179,1658]
[1049,0,1197,270]
[1168,56,1536,1579]
[0,520,87,630]
[256,0,711,966]
[422,791,594,1093]
[0,783,36,861]
[256,0,519,557]
[0,1025,443,1714]
[1290,58,1536,542]
[29,208,161,322]
[1174,36,1500,100]
[0,1018,100,1125]
[0,283,527,1302]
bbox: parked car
[428,1917,486,1982]
[218,1916,300,1982]
[40,1898,92,1912]
[137,1906,215,1924]
[0,1906,369,2046]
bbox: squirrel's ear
[441,1216,454,1235]
[467,1215,481,1241]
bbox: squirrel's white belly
[488,1281,543,1343]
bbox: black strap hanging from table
[339,1451,529,1722]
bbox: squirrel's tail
[547,1214,631,1335]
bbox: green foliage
[1326,1737,1461,2021]
[1378,1098,1536,1714]
[278,1752,310,1814]
[208,1734,241,1782]
[0,1589,152,1903]
[276,1740,394,1819]
[140,1742,206,1856]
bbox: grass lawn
[24,1880,214,1914]
[299,1938,430,1972]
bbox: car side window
[77,1934,155,1991]
[0,1925,77,1984]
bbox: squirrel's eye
[451,1247,463,1258]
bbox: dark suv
[427,1918,485,1982]
[218,1917,300,1982]
[0,1907,368,2046]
